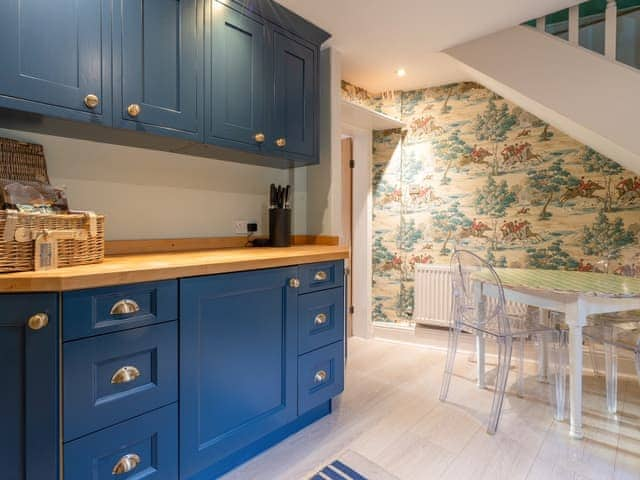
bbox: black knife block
[269,208,291,247]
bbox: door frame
[340,123,373,339]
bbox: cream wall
[0,128,308,240]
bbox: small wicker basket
[0,137,105,273]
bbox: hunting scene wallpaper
[341,81,640,325]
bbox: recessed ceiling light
[396,68,407,77]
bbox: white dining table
[474,268,640,438]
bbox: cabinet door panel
[207,1,266,150]
[0,294,58,480]
[272,32,316,161]
[0,0,109,122]
[114,0,201,139]
[180,267,297,479]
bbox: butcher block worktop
[0,245,349,292]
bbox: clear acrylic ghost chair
[584,311,640,414]
[439,250,567,434]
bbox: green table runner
[474,269,640,298]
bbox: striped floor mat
[308,451,399,480]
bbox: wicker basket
[0,137,105,273]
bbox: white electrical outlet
[233,220,248,234]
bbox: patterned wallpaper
[342,81,640,325]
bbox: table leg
[538,308,549,382]
[566,303,584,439]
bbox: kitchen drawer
[298,287,344,354]
[63,322,178,441]
[64,403,178,480]
[63,280,178,341]
[299,261,344,293]
[298,341,344,415]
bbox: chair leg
[536,333,549,382]
[487,338,512,435]
[552,330,567,421]
[537,309,549,382]
[588,338,600,376]
[604,343,618,414]
[518,336,525,398]
[440,325,460,401]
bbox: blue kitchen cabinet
[112,0,202,141]
[0,0,111,124]
[270,31,318,164]
[180,267,299,479]
[0,294,59,480]
[206,1,267,152]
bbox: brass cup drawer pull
[314,271,328,281]
[314,313,328,326]
[314,370,328,384]
[111,366,141,385]
[254,132,265,143]
[289,278,301,289]
[112,453,141,475]
[110,299,140,316]
[27,313,49,330]
[84,94,99,109]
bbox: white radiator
[413,264,527,327]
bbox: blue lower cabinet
[179,267,298,479]
[298,341,345,415]
[64,403,178,480]
[0,294,59,480]
[63,322,178,441]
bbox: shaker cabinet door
[113,0,202,140]
[179,267,298,479]
[271,31,317,163]
[206,1,266,151]
[0,294,59,480]
[0,0,110,123]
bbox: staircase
[444,0,640,174]
[527,0,640,69]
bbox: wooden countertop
[0,245,349,293]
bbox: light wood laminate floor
[221,336,640,480]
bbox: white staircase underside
[445,25,640,174]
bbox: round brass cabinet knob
[254,132,265,143]
[27,313,49,331]
[84,94,100,109]
[289,278,301,289]
[127,104,141,117]
[314,370,328,384]
[314,313,328,325]
[275,138,286,148]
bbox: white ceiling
[277,0,579,93]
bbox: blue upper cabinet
[270,31,317,164]
[206,1,266,152]
[0,0,111,124]
[180,267,298,479]
[0,294,59,480]
[112,0,202,141]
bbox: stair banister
[568,5,580,45]
[605,0,617,60]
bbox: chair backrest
[450,250,510,336]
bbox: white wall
[0,128,308,240]
[446,25,640,175]
[305,47,344,239]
